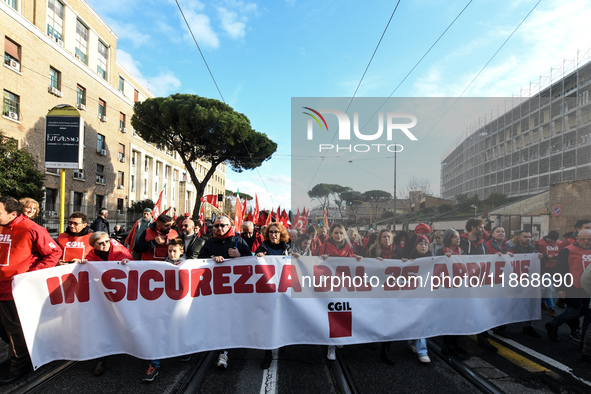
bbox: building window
[49,67,61,89]
[134,89,139,102]
[95,195,104,212]
[47,0,64,42]
[97,41,107,79]
[117,198,124,213]
[2,90,19,120]
[4,37,21,72]
[118,171,124,188]
[96,165,105,184]
[97,134,105,152]
[76,85,86,107]
[98,99,106,119]
[119,112,126,131]
[75,20,88,64]
[119,76,124,92]
[2,0,17,10]
[45,188,58,212]
[73,191,83,211]
[131,174,135,190]
[118,143,125,161]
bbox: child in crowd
[143,239,187,382]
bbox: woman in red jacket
[82,232,132,263]
[75,231,131,376]
[485,226,514,256]
[316,224,362,361]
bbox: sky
[85,0,591,211]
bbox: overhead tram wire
[174,0,275,205]
[306,1,402,190]
[356,0,473,132]
[345,0,401,113]
[398,0,542,167]
[174,0,224,104]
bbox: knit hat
[415,234,430,246]
[414,223,431,235]
[144,208,153,213]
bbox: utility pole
[393,147,397,231]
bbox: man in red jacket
[133,214,178,261]
[546,229,591,344]
[0,196,61,384]
[56,211,93,264]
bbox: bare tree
[401,177,431,209]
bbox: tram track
[175,351,215,394]
[4,361,78,394]
[427,340,504,394]
[325,346,359,394]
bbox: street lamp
[471,204,477,218]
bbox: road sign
[552,204,562,216]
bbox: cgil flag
[200,194,219,208]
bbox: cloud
[217,7,247,39]
[181,9,220,48]
[226,177,291,210]
[216,1,258,39]
[412,0,591,98]
[149,71,183,96]
[106,19,151,48]
[117,50,182,96]
[116,49,143,77]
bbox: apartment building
[441,50,591,200]
[1,0,225,225]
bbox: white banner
[13,254,542,369]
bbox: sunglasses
[68,221,83,226]
[269,230,280,234]
[97,240,110,246]
[214,224,229,228]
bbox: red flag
[303,208,309,229]
[257,210,265,226]
[153,186,166,219]
[247,209,253,223]
[198,204,204,222]
[265,209,273,226]
[276,206,281,223]
[234,195,243,233]
[200,194,219,208]
[242,196,248,219]
[323,209,328,228]
[254,194,260,224]
[280,209,289,228]
[294,209,300,229]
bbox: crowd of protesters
[1,195,591,384]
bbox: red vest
[141,228,179,261]
[57,232,93,261]
[565,244,591,288]
[536,237,560,268]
